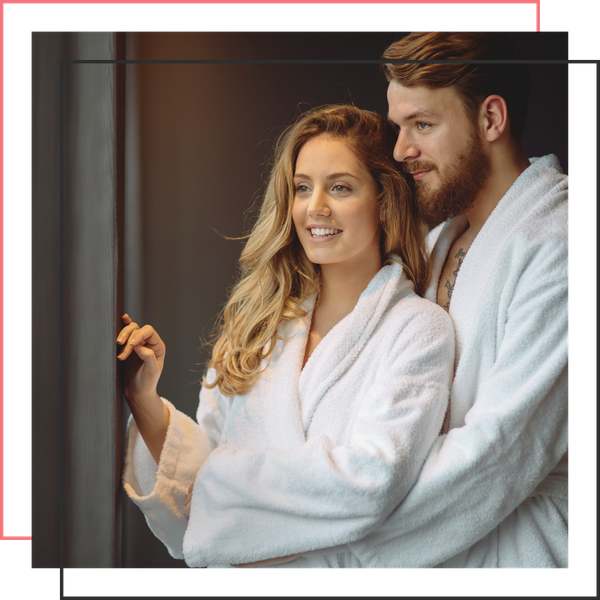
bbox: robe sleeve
[181,306,455,567]
[122,378,226,559]
[348,240,568,567]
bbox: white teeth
[310,228,341,237]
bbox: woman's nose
[307,189,331,217]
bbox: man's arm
[348,249,568,567]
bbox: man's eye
[416,122,431,130]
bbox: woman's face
[292,135,381,271]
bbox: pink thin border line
[4,0,544,26]
[11,0,543,543]
[0,5,17,543]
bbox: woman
[119,104,455,568]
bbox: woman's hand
[117,314,166,403]
[231,554,302,568]
[117,314,169,465]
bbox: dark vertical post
[61,32,120,568]
[114,31,127,569]
[32,32,66,569]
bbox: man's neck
[465,145,531,234]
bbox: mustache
[402,162,437,174]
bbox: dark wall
[122,32,568,567]
[129,30,568,418]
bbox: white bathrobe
[123,260,455,567]
[346,155,568,567]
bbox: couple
[119,32,568,568]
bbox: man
[347,32,567,567]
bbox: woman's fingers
[118,314,135,338]
[134,325,166,354]
[118,318,167,402]
[130,345,162,379]
[117,330,137,360]
[117,324,165,362]
[117,315,140,347]
[133,344,157,362]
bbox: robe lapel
[298,261,412,432]
[262,303,315,449]
[428,156,566,426]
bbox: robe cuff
[122,398,211,559]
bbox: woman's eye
[332,184,350,193]
[416,122,431,130]
[295,184,309,193]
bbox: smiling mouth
[309,228,342,238]
[403,162,436,178]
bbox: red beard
[403,129,492,228]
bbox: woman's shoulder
[370,290,455,373]
[384,289,455,342]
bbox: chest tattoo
[441,247,467,310]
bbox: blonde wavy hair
[204,104,431,397]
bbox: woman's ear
[480,95,509,142]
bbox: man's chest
[436,238,472,311]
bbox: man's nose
[393,131,419,163]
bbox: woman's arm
[119,314,215,560]
[117,314,169,464]
[185,482,300,567]
[182,305,455,567]
[124,389,169,466]
[123,398,213,560]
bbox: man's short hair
[382,33,531,141]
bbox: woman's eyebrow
[294,172,359,181]
[326,172,358,180]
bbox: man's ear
[480,95,508,142]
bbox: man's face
[386,81,491,227]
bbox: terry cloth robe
[346,155,568,568]
[123,260,455,567]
